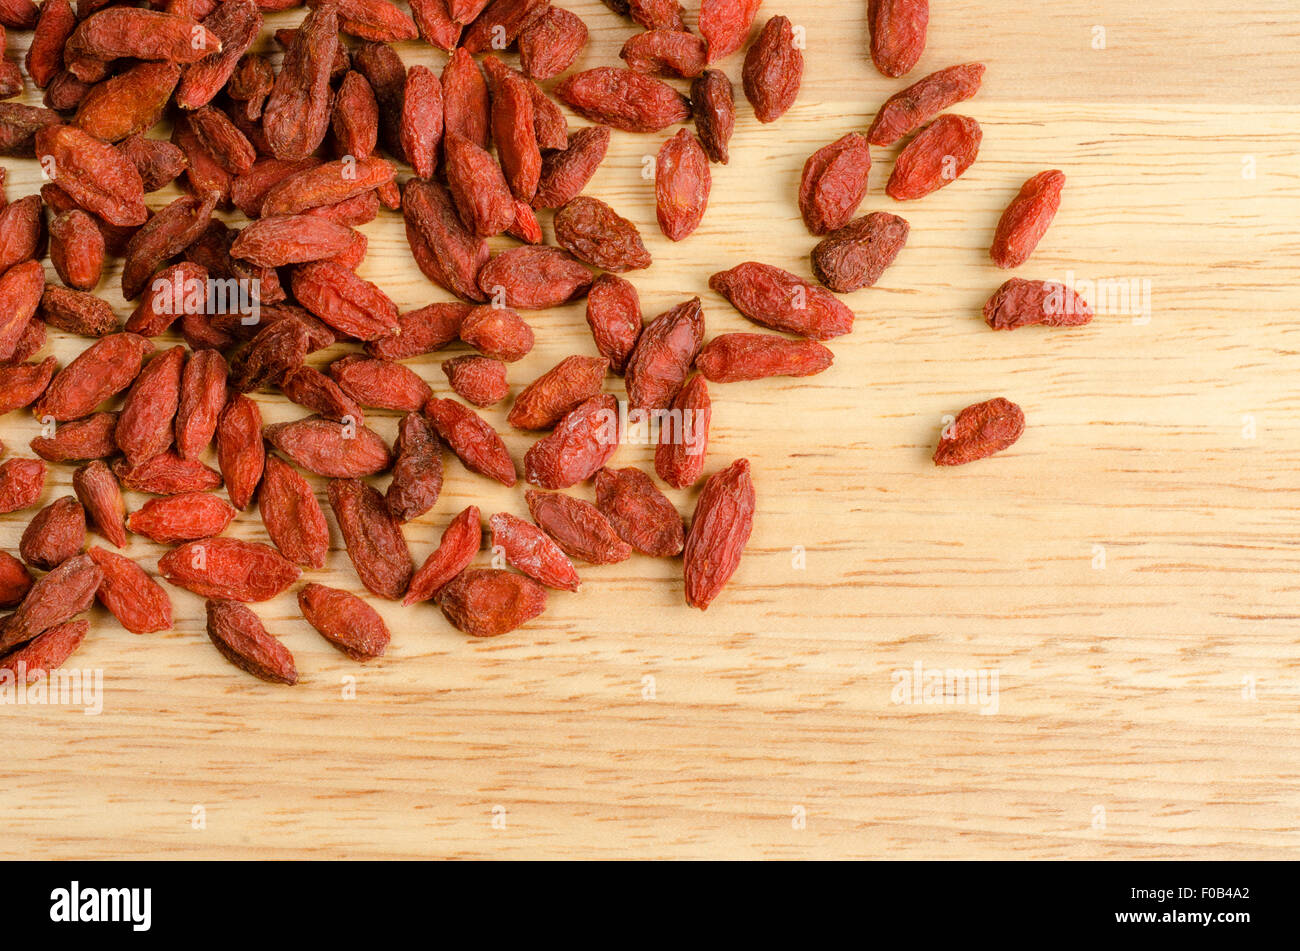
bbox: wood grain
[2,1,1299,859]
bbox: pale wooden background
[2,0,1298,859]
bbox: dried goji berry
[990,170,1066,269]
[120,191,216,301]
[477,246,592,310]
[0,356,56,415]
[885,114,981,201]
[709,262,854,339]
[176,0,261,110]
[264,416,392,478]
[35,123,147,226]
[442,355,509,407]
[115,345,184,466]
[624,297,704,411]
[32,332,153,422]
[655,128,710,241]
[39,284,118,337]
[654,371,710,489]
[460,0,548,52]
[691,69,734,164]
[205,598,298,684]
[585,273,642,374]
[533,125,611,210]
[628,0,687,31]
[0,550,33,608]
[280,365,364,425]
[258,453,329,569]
[404,504,481,605]
[439,568,546,637]
[117,134,188,193]
[742,15,802,122]
[31,412,118,463]
[260,157,394,217]
[160,538,299,603]
[444,132,515,238]
[933,397,1025,466]
[368,301,471,360]
[127,492,238,544]
[329,477,412,600]
[867,62,985,146]
[683,458,754,610]
[868,0,928,78]
[696,333,834,382]
[555,196,651,272]
[595,466,684,557]
[386,411,443,522]
[72,459,125,549]
[229,316,310,393]
[26,0,75,90]
[399,64,443,180]
[622,29,707,78]
[799,133,872,236]
[555,67,690,133]
[87,545,172,634]
[403,179,490,303]
[489,511,581,591]
[518,6,587,80]
[291,260,400,341]
[174,348,228,460]
[215,392,264,510]
[263,2,338,161]
[74,62,180,144]
[0,552,99,652]
[330,69,379,160]
[0,195,46,276]
[113,450,222,495]
[231,215,365,268]
[298,583,390,660]
[0,457,44,514]
[983,278,1093,330]
[0,619,87,680]
[699,0,761,64]
[329,354,432,412]
[810,211,909,293]
[20,496,85,571]
[523,394,620,489]
[426,397,516,486]
[0,260,50,361]
[487,65,540,202]
[526,491,631,565]
[441,46,489,149]
[508,355,608,431]
[48,209,105,291]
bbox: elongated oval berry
[709,263,854,340]
[115,345,184,467]
[885,114,981,201]
[518,5,588,80]
[31,410,119,462]
[867,62,985,147]
[656,129,710,241]
[810,212,910,293]
[684,459,755,610]
[426,397,516,486]
[933,397,1025,466]
[696,333,834,383]
[31,332,153,422]
[160,538,300,603]
[508,355,609,431]
[0,619,88,681]
[73,460,126,549]
[0,553,100,653]
[654,372,710,489]
[216,392,264,510]
[742,15,802,123]
[534,126,611,210]
[0,457,46,514]
[799,133,871,236]
[206,599,298,684]
[555,196,651,272]
[264,416,392,478]
[596,466,684,557]
[490,512,581,592]
[20,496,86,571]
[404,504,482,605]
[699,0,762,64]
[990,170,1066,269]
[868,0,929,78]
[174,349,228,461]
[258,454,329,569]
[983,278,1093,330]
[586,274,643,374]
[298,583,390,660]
[442,355,509,407]
[523,394,621,489]
[328,478,413,600]
[87,546,172,634]
[526,491,632,565]
[386,412,443,523]
[439,568,547,638]
[459,306,535,362]
[691,69,734,164]
[477,246,592,310]
[555,67,690,133]
[113,451,222,495]
[127,492,238,544]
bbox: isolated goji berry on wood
[35,124,147,227]
[0,457,44,514]
[444,132,515,238]
[654,371,710,489]
[291,260,400,341]
[699,0,761,64]
[709,262,854,339]
[0,552,100,653]
[386,412,443,523]
[586,274,642,374]
[886,114,981,200]
[31,412,118,463]
[459,305,535,361]
[72,460,126,549]
[442,355,509,407]
[368,302,471,360]
[20,496,85,571]
[439,568,546,637]
[127,492,238,544]
[990,170,1066,269]
[518,6,588,80]
[264,416,392,478]
[523,394,620,489]
[555,196,651,272]
[48,209,104,291]
[867,62,985,146]
[215,393,264,510]
[810,211,909,293]
[556,67,690,133]
[622,29,707,78]
[39,285,118,338]
[656,128,711,241]
[32,332,153,422]
[625,297,704,412]
[868,0,928,76]
[697,333,834,382]
[115,345,184,466]
[477,246,592,310]
[460,0,549,52]
[426,397,516,486]
[400,64,443,180]
[404,504,482,605]
[206,598,298,684]
[983,278,1093,330]
[691,70,734,164]
[0,356,56,415]
[258,454,329,569]
[441,46,490,149]
[799,133,872,236]
[508,355,608,431]
[161,538,300,603]
[533,126,611,210]
[113,451,222,495]
[403,179,490,303]
[263,2,338,161]
[87,546,172,634]
[743,16,802,122]
[329,355,432,412]
[490,512,582,591]
[299,584,390,660]
[329,478,413,600]
[526,491,631,565]
[934,397,1025,466]
[0,550,33,608]
[595,466,685,557]
[683,458,755,610]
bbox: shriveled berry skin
[443,355,509,408]
[444,132,515,239]
[369,302,471,361]
[116,345,184,467]
[526,490,632,565]
[257,454,330,570]
[555,67,690,133]
[518,5,588,81]
[205,599,298,685]
[216,392,265,510]
[490,512,582,592]
[441,47,489,149]
[654,372,710,489]
[0,553,101,653]
[459,306,535,362]
[933,397,1025,466]
[586,274,642,374]
[20,496,86,571]
[799,133,872,236]
[691,70,734,164]
[684,458,755,610]
[174,349,228,462]
[487,66,540,202]
[87,546,172,635]
[0,550,33,608]
[0,356,57,416]
[386,412,443,523]
[48,209,105,291]
[742,16,802,123]
[983,278,1093,330]
[127,492,238,544]
[403,179,490,304]
[991,170,1066,269]
[113,452,222,496]
[699,0,762,64]
[595,466,685,557]
[534,126,610,210]
[328,478,413,601]
[439,568,547,638]
[160,538,300,603]
[628,0,687,31]
[477,247,592,310]
[508,355,609,431]
[298,583,390,660]
[328,355,432,413]
[460,0,549,53]
[885,114,982,201]
[524,394,621,490]
[554,196,651,272]
[262,2,338,162]
[32,332,153,422]
[0,619,87,681]
[655,129,710,242]
[709,263,854,340]
[810,212,910,293]
[32,413,118,464]
[0,457,45,514]
[868,62,985,147]
[696,333,834,383]
[73,460,126,549]
[426,397,517,486]
[621,29,707,78]
[404,505,482,606]
[868,0,929,78]
[625,297,704,412]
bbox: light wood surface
[2,0,1299,860]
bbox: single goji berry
[523,394,620,489]
[404,504,481,605]
[655,128,711,241]
[810,211,910,293]
[654,371,710,489]
[595,466,684,557]
[20,496,85,571]
[127,492,238,544]
[555,67,690,133]
[386,412,443,522]
[264,416,392,478]
[490,511,581,591]
[508,355,608,431]
[867,62,985,146]
[691,69,734,164]
[205,598,298,684]
[442,355,509,407]
[426,397,516,486]
[329,477,413,600]
[933,397,1025,466]
[555,196,651,272]
[683,458,754,610]
[72,459,126,548]
[298,583,390,660]
[799,133,872,236]
[709,262,854,339]
[885,114,981,201]
[990,170,1066,269]
[625,297,704,411]
[868,0,928,78]
[439,568,546,637]
[525,491,631,565]
[87,545,172,634]
[258,454,330,569]
[983,278,1093,330]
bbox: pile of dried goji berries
[0,0,1088,685]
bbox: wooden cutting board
[3,0,1298,859]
